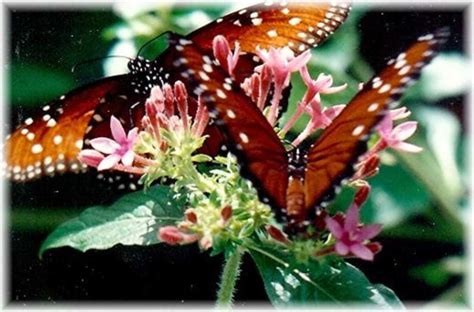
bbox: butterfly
[169,27,449,234]
[4,1,351,182]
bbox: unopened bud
[266,225,289,244]
[221,205,232,223]
[158,226,185,245]
[354,184,371,207]
[366,242,382,255]
[185,208,198,223]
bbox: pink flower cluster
[78,81,209,175]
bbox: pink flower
[212,35,240,77]
[77,149,105,168]
[87,116,138,171]
[280,68,347,146]
[376,107,423,153]
[257,47,311,125]
[143,83,209,140]
[78,116,138,171]
[325,204,382,261]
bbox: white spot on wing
[239,132,249,144]
[352,125,365,136]
[31,144,43,154]
[289,17,301,25]
[53,135,63,145]
[267,30,278,38]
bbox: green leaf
[40,185,184,256]
[248,245,403,308]
[363,161,431,226]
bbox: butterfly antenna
[71,55,133,73]
[136,30,174,58]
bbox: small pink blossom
[325,204,382,261]
[280,68,347,145]
[212,35,240,77]
[257,47,311,125]
[79,116,138,171]
[375,107,422,153]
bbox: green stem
[216,247,244,309]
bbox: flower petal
[325,217,343,239]
[121,150,135,167]
[390,107,411,120]
[322,105,345,124]
[90,137,120,154]
[392,121,418,141]
[392,141,423,153]
[344,204,360,232]
[127,127,139,142]
[110,115,127,143]
[377,114,394,138]
[288,50,311,72]
[356,224,383,241]
[349,244,375,261]
[335,241,350,256]
[97,153,121,171]
[78,149,104,167]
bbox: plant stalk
[216,247,244,309]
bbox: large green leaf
[248,245,403,308]
[40,185,184,256]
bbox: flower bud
[354,184,371,207]
[220,205,232,223]
[366,242,383,254]
[266,225,289,244]
[158,226,185,245]
[185,208,198,223]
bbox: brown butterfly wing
[4,75,129,181]
[188,2,351,54]
[303,28,450,215]
[170,39,289,219]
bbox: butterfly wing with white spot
[171,39,290,220]
[4,75,129,181]
[303,28,450,215]
[187,1,351,55]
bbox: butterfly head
[128,57,169,95]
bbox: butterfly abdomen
[286,176,305,221]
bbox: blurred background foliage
[7,2,470,306]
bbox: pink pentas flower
[78,116,138,171]
[280,67,347,145]
[300,67,347,100]
[88,116,138,171]
[375,107,422,153]
[257,47,311,125]
[325,203,382,261]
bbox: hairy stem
[216,247,244,308]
